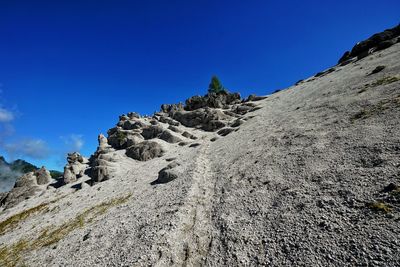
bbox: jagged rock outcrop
[184,91,241,111]
[170,108,229,131]
[1,167,52,209]
[157,91,263,132]
[160,103,184,113]
[338,24,400,64]
[63,152,88,184]
[126,141,165,161]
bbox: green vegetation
[208,75,226,94]
[350,94,400,122]
[364,76,400,88]
[10,160,37,173]
[0,194,132,267]
[0,203,49,235]
[367,202,392,213]
[49,170,63,179]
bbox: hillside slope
[0,26,399,266]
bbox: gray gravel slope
[206,43,400,266]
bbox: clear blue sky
[0,0,398,170]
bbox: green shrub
[208,76,226,94]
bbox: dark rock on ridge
[170,108,228,131]
[126,141,165,161]
[184,92,241,111]
[338,24,400,64]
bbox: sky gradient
[0,0,399,170]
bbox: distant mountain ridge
[0,156,62,192]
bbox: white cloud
[61,134,84,152]
[0,107,14,123]
[3,138,51,160]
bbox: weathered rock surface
[152,162,180,184]
[126,141,165,161]
[184,92,241,111]
[338,24,400,64]
[88,134,116,183]
[1,167,52,209]
[63,152,88,184]
[171,108,229,131]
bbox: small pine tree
[208,75,225,94]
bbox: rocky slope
[0,24,399,266]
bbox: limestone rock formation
[88,134,117,183]
[126,141,165,161]
[63,152,88,184]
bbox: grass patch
[0,203,49,235]
[0,240,29,267]
[117,131,127,143]
[350,103,387,122]
[365,76,400,88]
[350,95,400,122]
[0,193,132,267]
[367,202,392,213]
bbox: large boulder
[153,162,180,184]
[126,141,165,161]
[160,103,184,113]
[185,95,207,110]
[141,125,164,140]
